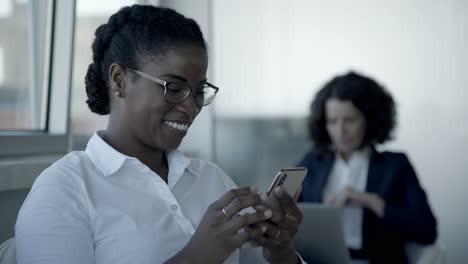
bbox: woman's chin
[336,146,355,156]
[159,138,184,151]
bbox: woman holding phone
[16,5,304,264]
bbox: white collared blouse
[323,148,371,250]
[16,132,267,264]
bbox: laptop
[294,203,351,264]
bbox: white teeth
[165,121,189,131]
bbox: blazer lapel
[366,149,381,193]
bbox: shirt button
[171,205,178,211]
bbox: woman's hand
[167,186,272,264]
[331,187,385,217]
[253,186,303,264]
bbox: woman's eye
[326,120,336,125]
[165,88,181,94]
[344,117,357,124]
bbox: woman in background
[297,71,437,263]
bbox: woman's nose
[176,93,200,118]
[336,122,347,138]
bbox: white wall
[213,0,468,263]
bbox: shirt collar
[166,149,199,188]
[85,131,199,182]
[85,131,129,177]
[335,147,371,165]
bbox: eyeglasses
[126,67,219,107]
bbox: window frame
[0,0,76,157]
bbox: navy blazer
[297,150,437,264]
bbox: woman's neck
[103,126,169,182]
[337,146,371,163]
[339,151,352,162]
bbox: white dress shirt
[16,131,275,264]
[322,148,370,250]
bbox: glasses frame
[126,67,219,107]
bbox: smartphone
[266,167,308,197]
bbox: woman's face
[121,45,208,151]
[325,99,366,156]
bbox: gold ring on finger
[222,207,229,217]
[274,229,281,239]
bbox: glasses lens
[195,86,217,106]
[165,83,191,104]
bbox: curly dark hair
[85,5,206,115]
[308,71,397,152]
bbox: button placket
[141,163,195,237]
[151,177,183,217]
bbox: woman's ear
[109,63,127,98]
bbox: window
[0,0,53,130]
[0,0,75,156]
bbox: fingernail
[261,226,267,233]
[250,186,258,193]
[264,209,272,218]
[275,186,283,197]
[261,194,268,201]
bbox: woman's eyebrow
[159,73,187,82]
[159,73,207,84]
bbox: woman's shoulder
[19,151,92,219]
[32,151,91,189]
[374,150,410,163]
[297,149,333,166]
[372,150,416,172]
